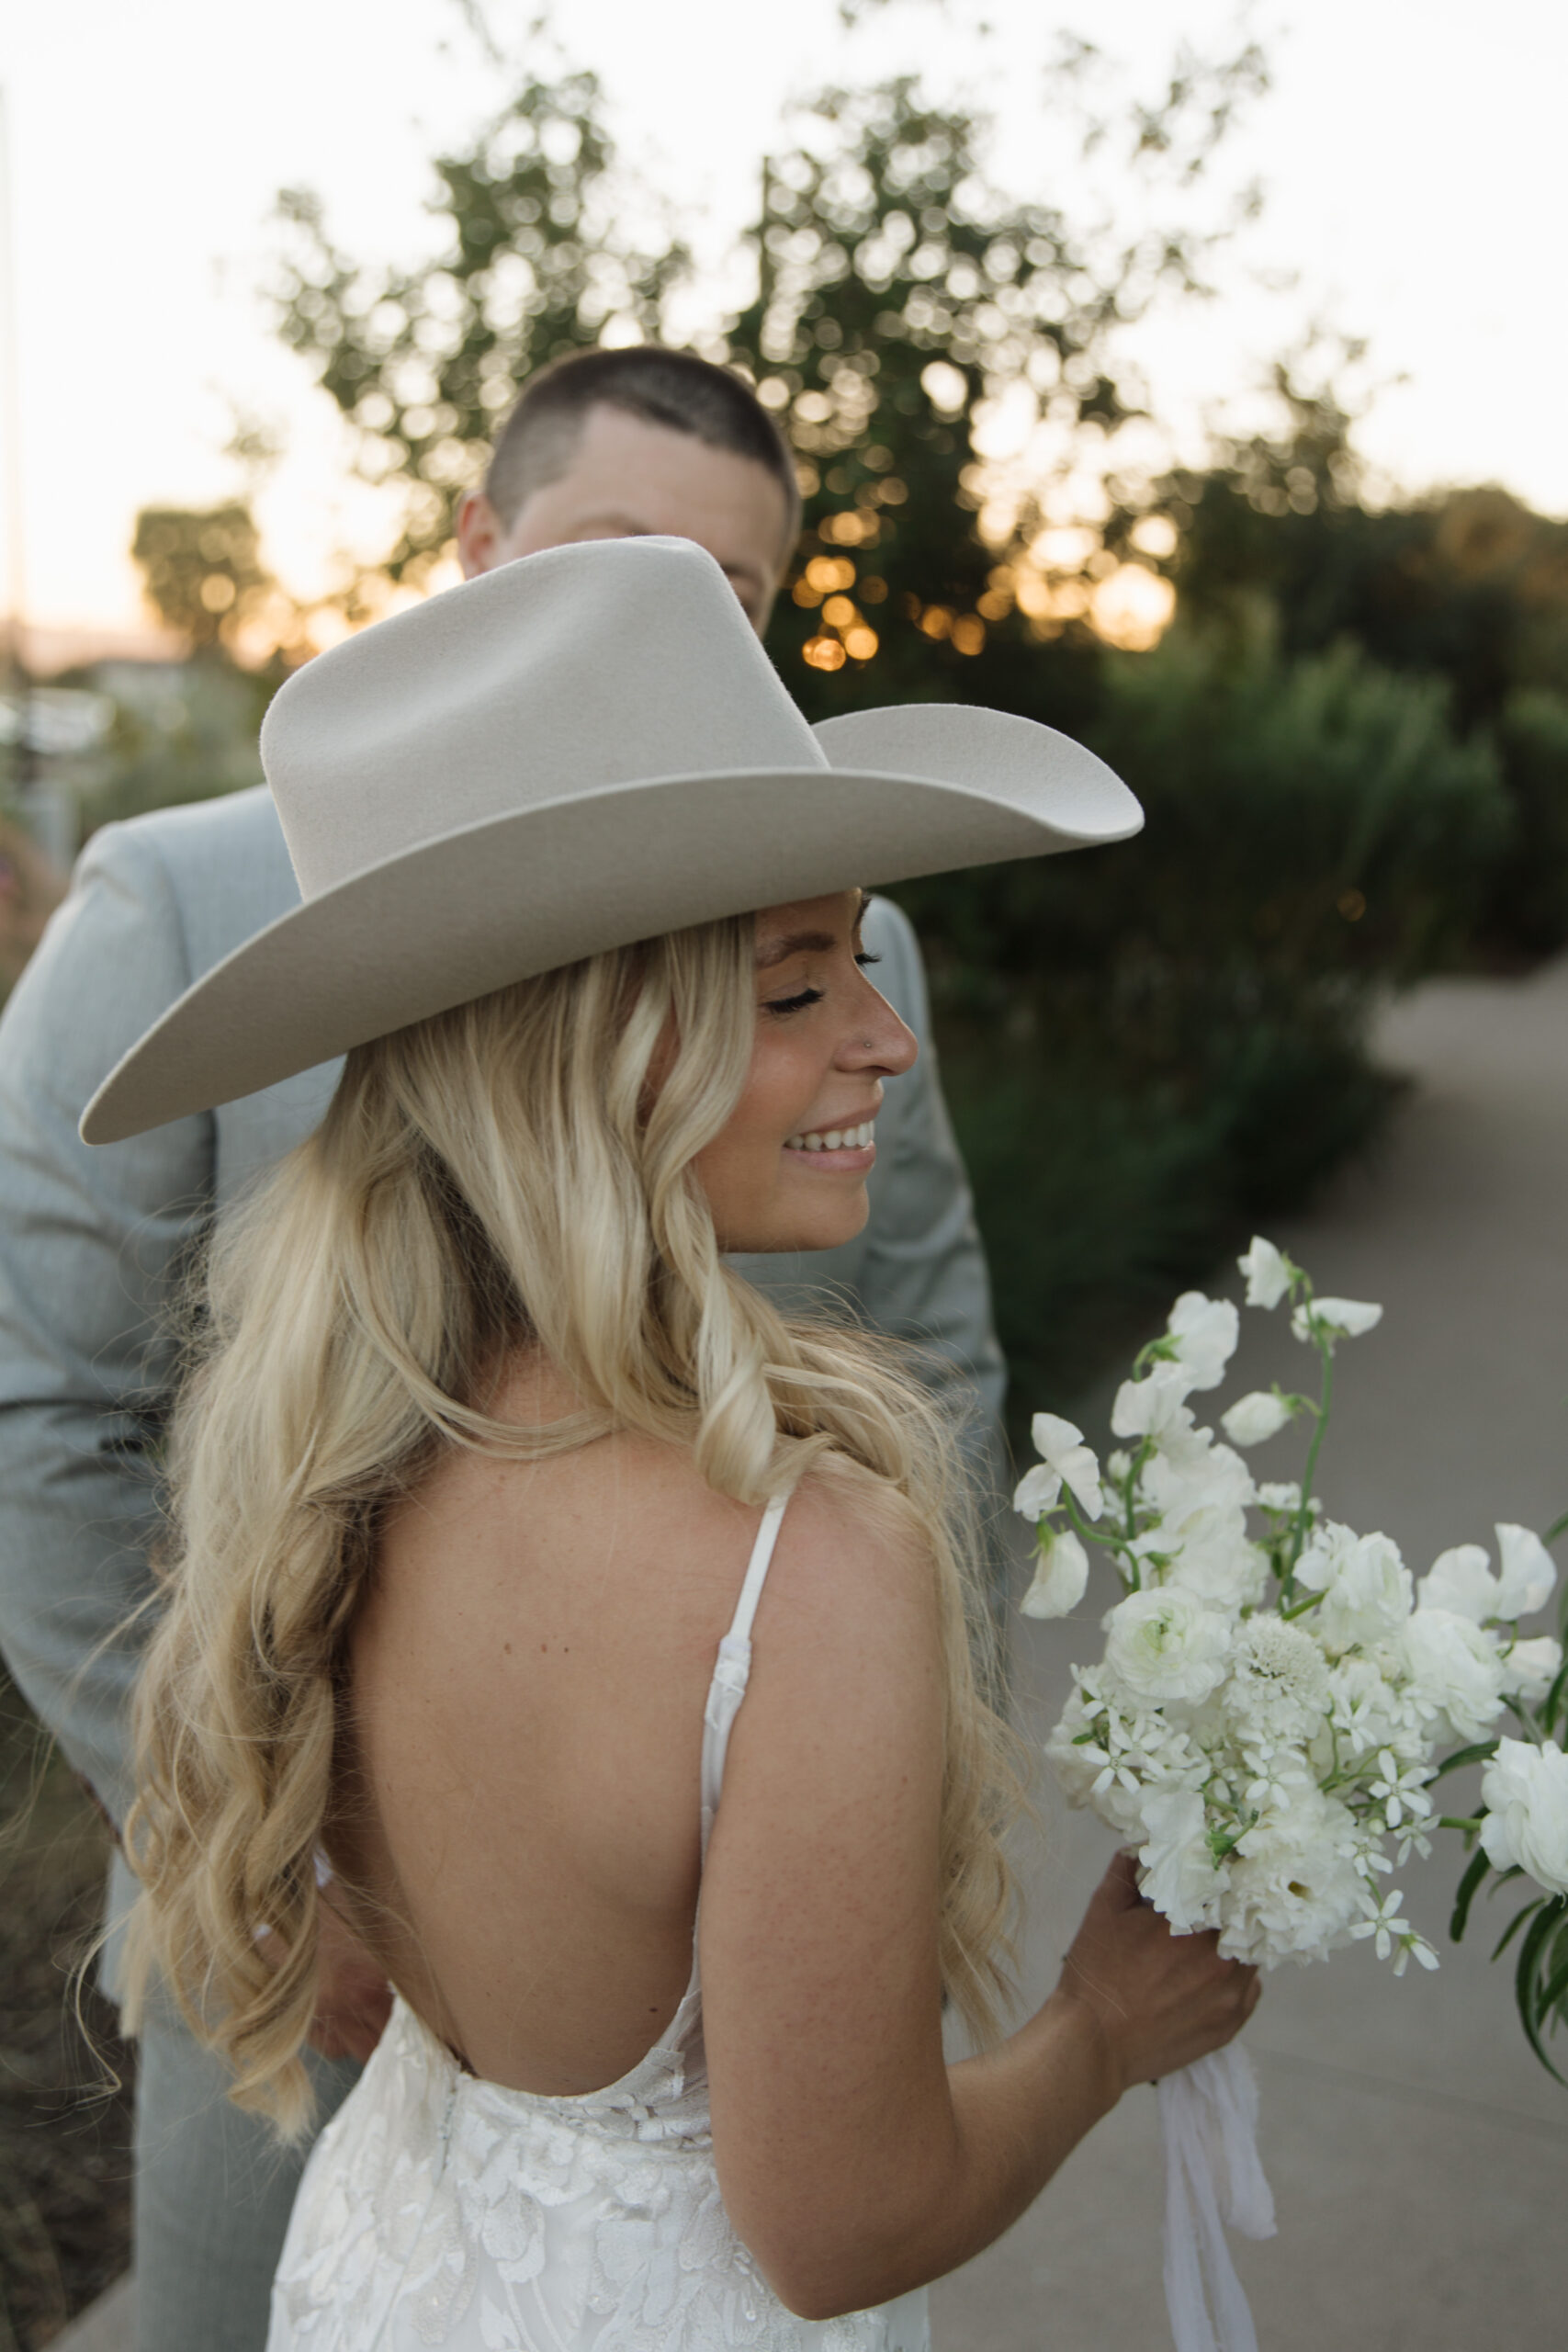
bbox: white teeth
[787,1121,874,1152]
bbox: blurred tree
[130,503,280,656]
[271,74,687,598]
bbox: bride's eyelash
[763,949,882,1018]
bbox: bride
[89,536,1259,2349]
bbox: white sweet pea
[1400,1608,1507,1742]
[1256,1480,1303,1514]
[1104,1587,1231,1706]
[1295,1525,1414,1651]
[1480,1738,1568,1896]
[1020,1526,1091,1620]
[1292,1295,1382,1343]
[1418,1544,1497,1623]
[1238,1235,1292,1310]
[1499,1634,1562,1702]
[1030,1412,1104,1521]
[1111,1362,1199,1447]
[1012,1463,1061,1521]
[1166,1292,1239,1390]
[1221,1390,1295,1448]
[1138,1787,1229,1933]
[1493,1523,1558,1621]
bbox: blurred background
[2,0,1565,2340]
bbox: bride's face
[693,889,918,1255]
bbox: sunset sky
[1,0,1561,646]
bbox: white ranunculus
[1296,1525,1413,1652]
[1480,1737,1568,1896]
[1238,1235,1292,1310]
[1224,1613,1333,1743]
[1418,1544,1497,1623]
[1111,1362,1198,1446]
[1292,1295,1383,1343]
[1400,1607,1507,1742]
[1493,1523,1558,1621]
[1138,1786,1229,1934]
[1020,1526,1091,1620]
[1166,1292,1240,1391]
[1030,1411,1104,1521]
[1104,1587,1232,1706]
[1499,1634,1562,1703]
[1220,1390,1295,1448]
[1012,1462,1062,1521]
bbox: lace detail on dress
[267,1495,931,2352]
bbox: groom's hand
[307,1897,394,2064]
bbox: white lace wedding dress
[266,1494,931,2352]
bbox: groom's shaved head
[483,348,801,552]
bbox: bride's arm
[701,1478,1257,2322]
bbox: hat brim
[82,754,1140,1145]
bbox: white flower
[1142,1439,1256,1523]
[1292,1295,1383,1343]
[1493,1524,1558,1621]
[1224,1614,1332,1743]
[1138,1787,1229,1934]
[1166,1292,1239,1391]
[1221,1390,1295,1448]
[1155,1506,1269,1614]
[1480,1738,1568,1896]
[1399,1608,1507,1742]
[1238,1235,1292,1310]
[1366,1747,1434,1832]
[1223,1788,1366,1964]
[1323,1655,1424,1762]
[1029,1412,1104,1521]
[1111,1362,1199,1447]
[1104,1587,1232,1706]
[1348,1887,1439,1975]
[1256,1481,1303,1514]
[1295,1525,1414,1651]
[1419,1544,1498,1623]
[1500,1634,1562,1702]
[1020,1526,1090,1620]
[1012,1463,1061,1521]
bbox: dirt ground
[0,1671,134,2352]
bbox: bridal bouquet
[1016,1237,1562,2350]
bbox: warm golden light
[805,554,857,593]
[792,579,823,608]
[843,625,879,661]
[1089,563,1177,650]
[803,636,847,671]
[821,594,857,627]
[951,616,986,656]
[918,605,953,639]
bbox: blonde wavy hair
[122,912,1025,2135]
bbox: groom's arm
[0,819,215,1826]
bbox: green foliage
[272,74,686,594]
[130,503,277,653]
[896,624,1510,1420]
[1487,691,1568,958]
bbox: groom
[0,346,1005,2352]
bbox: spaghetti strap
[699,1489,792,1853]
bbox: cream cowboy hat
[82,536,1142,1146]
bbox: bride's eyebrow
[755,891,870,970]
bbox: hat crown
[262,537,827,901]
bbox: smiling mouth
[784,1121,876,1153]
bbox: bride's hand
[1054,1851,1260,2101]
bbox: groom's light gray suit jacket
[0,785,1005,1825]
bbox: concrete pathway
[932,959,1568,2348]
[57,962,1568,2349]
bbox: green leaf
[1515,1900,1568,2085]
[1431,1740,1500,1784]
[1493,1895,1545,1963]
[1450,1846,1492,1944]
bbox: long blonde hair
[123,912,1024,2134]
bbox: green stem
[1285,1335,1334,1596]
[1438,1814,1483,1834]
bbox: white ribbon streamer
[1157,2045,1276,2352]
